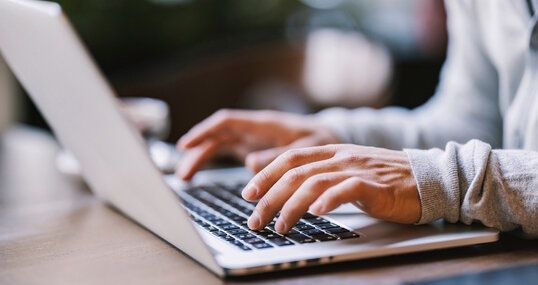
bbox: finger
[275,171,353,233]
[244,146,287,173]
[247,158,340,230]
[245,136,322,173]
[179,110,257,149]
[309,177,379,215]
[242,145,336,201]
[177,136,235,180]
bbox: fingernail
[179,165,190,180]
[242,184,258,200]
[248,212,261,229]
[275,219,288,233]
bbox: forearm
[315,103,502,150]
[405,140,538,237]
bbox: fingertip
[177,154,197,180]
[178,136,195,149]
[245,153,266,173]
[247,212,261,229]
[176,140,187,151]
[177,165,193,181]
[275,219,288,234]
[309,202,325,216]
[177,138,187,149]
[241,184,258,201]
[244,154,258,172]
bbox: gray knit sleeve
[314,0,502,150]
[405,139,538,237]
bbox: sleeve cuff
[404,147,461,224]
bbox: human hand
[177,109,339,180]
[241,144,421,234]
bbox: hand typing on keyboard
[177,109,421,236]
[177,109,338,180]
[241,144,420,234]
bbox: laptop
[0,0,499,277]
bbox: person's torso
[473,0,538,150]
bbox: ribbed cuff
[404,147,460,224]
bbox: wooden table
[1,126,537,285]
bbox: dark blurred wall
[17,0,446,143]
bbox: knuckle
[306,174,332,190]
[337,154,363,164]
[282,148,303,164]
[283,167,304,185]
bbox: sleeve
[315,0,503,150]
[405,139,538,237]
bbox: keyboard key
[252,229,273,236]
[266,221,276,229]
[317,222,339,230]
[252,243,273,249]
[311,233,337,241]
[213,220,230,226]
[325,227,349,234]
[236,233,256,240]
[294,224,314,231]
[239,207,252,215]
[230,215,246,222]
[221,224,239,231]
[270,238,294,246]
[286,234,316,243]
[231,239,252,251]
[223,235,235,241]
[212,230,227,237]
[261,232,281,239]
[334,231,360,239]
[305,217,329,224]
[206,226,219,232]
[228,229,248,235]
[239,245,252,251]
[244,237,265,244]
[204,215,219,222]
[302,213,317,219]
[302,228,324,236]
[287,229,300,235]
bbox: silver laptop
[0,0,499,277]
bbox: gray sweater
[317,0,538,236]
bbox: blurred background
[0,0,447,143]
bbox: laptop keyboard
[179,183,359,251]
